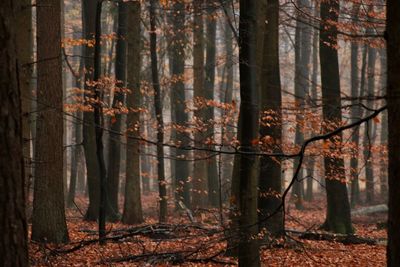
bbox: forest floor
[29,193,387,266]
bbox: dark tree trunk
[32,0,69,243]
[106,2,128,221]
[149,0,167,222]
[379,50,387,199]
[258,0,284,236]
[192,0,208,208]
[122,0,144,225]
[82,0,101,221]
[238,0,261,265]
[386,0,400,265]
[0,0,29,264]
[171,2,190,208]
[319,0,353,234]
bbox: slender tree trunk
[149,0,167,222]
[350,2,361,207]
[17,0,33,200]
[171,2,190,207]
[204,5,219,207]
[122,0,144,225]
[258,0,284,236]
[379,49,388,199]
[32,0,69,243]
[238,0,260,265]
[319,0,353,234]
[292,0,311,210]
[387,1,400,265]
[106,2,128,221]
[0,0,29,264]
[67,32,84,208]
[364,41,377,204]
[192,0,208,208]
[82,0,101,221]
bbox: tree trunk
[106,2,128,221]
[16,0,33,200]
[364,42,377,204]
[0,0,29,264]
[379,49,387,199]
[149,0,167,222]
[350,2,361,207]
[171,2,190,208]
[122,0,144,225]
[258,0,284,236]
[319,0,353,234]
[192,0,208,208]
[238,0,261,265]
[82,0,101,221]
[386,0,400,265]
[32,0,69,243]
[204,6,219,207]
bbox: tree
[349,2,361,206]
[258,0,284,236]
[204,3,219,207]
[292,0,312,210]
[386,0,400,264]
[0,0,29,264]
[149,0,168,222]
[82,0,101,221]
[122,0,144,225]
[238,0,261,265]
[32,0,69,243]
[107,1,128,221]
[192,0,208,208]
[170,1,190,207]
[319,0,352,234]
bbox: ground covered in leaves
[29,194,387,266]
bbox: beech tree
[32,0,69,243]
[319,0,352,234]
[0,0,29,264]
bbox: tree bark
[106,2,128,221]
[319,0,353,234]
[122,0,144,225]
[0,0,29,264]
[82,0,101,221]
[192,0,208,208]
[258,0,284,236]
[386,0,400,264]
[238,0,261,265]
[149,0,168,223]
[32,0,69,243]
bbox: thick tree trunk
[32,0,69,243]
[238,0,260,265]
[0,1,29,264]
[192,0,208,208]
[386,0,400,265]
[258,0,284,236]
[122,0,144,225]
[319,0,353,234]
[82,0,101,221]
